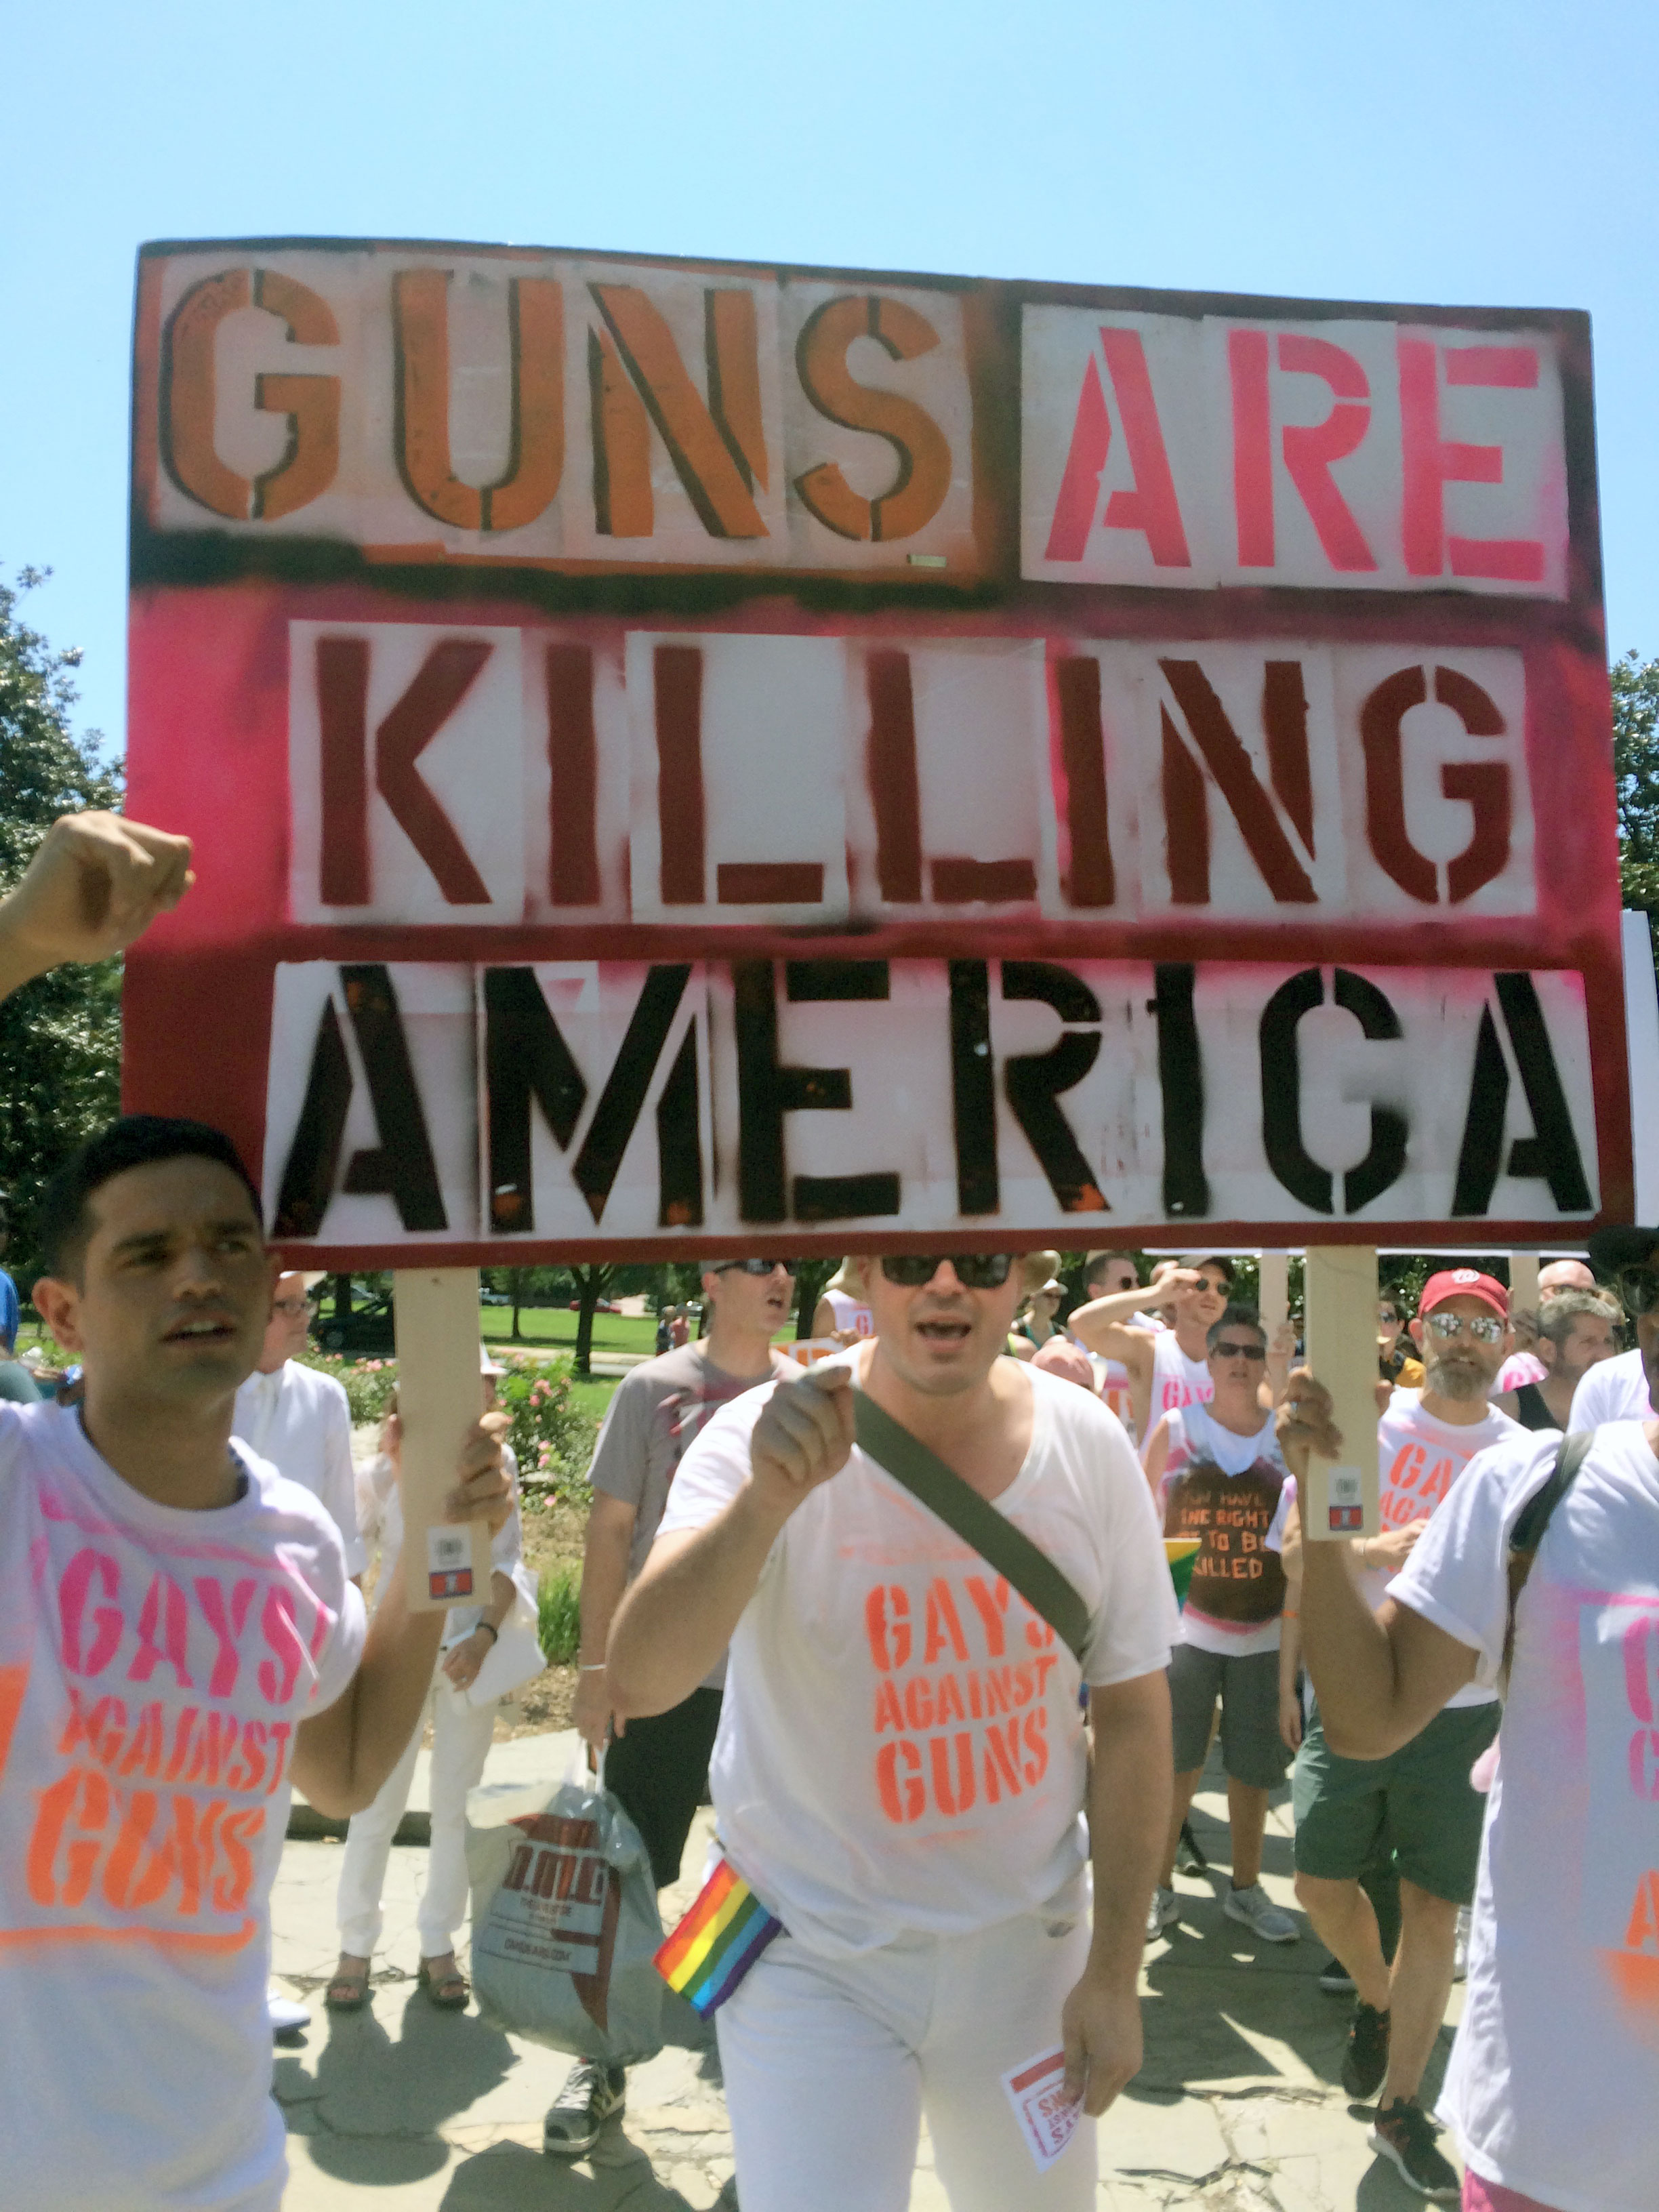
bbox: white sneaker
[1223,1882,1299,1944]
[1453,1906,1471,1982]
[1145,1885,1180,1941]
[267,1987,310,2034]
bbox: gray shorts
[1168,1641,1290,1790]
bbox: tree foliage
[0,570,123,1287]
[1612,651,1659,928]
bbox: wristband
[1280,1607,1299,1620]
[476,1620,499,1645]
[579,1662,607,1672]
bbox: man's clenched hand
[0,811,193,985]
[748,1364,857,1519]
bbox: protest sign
[125,239,1625,1262]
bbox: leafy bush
[495,1352,598,1492]
[294,1350,398,1426]
[537,1563,581,1665]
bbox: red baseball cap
[1418,1268,1508,1322]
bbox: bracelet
[476,1621,499,1645]
[1281,1607,1299,1620]
[579,1662,607,1673]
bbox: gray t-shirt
[590,1342,787,1692]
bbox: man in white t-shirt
[233,1269,362,1575]
[1143,1304,1298,1948]
[1071,1252,1233,1450]
[1073,1250,1148,1439]
[1568,1227,1659,1429]
[0,812,511,2212]
[1283,1269,1523,2200]
[232,1267,365,2035]
[1285,1277,1659,2212]
[607,1251,1179,2212]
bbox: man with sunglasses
[1566,1229,1659,1427]
[546,1252,800,2158]
[1142,1305,1299,1946]
[1286,1270,1523,2198]
[1070,1253,1234,1452]
[607,1250,1176,2212]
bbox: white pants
[716,1907,1097,2212]
[335,1683,497,1959]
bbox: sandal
[324,1955,372,2013]
[417,1954,470,2011]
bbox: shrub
[294,1350,398,1427]
[537,1563,581,1665]
[494,1353,598,1493]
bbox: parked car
[480,1290,511,1306]
[566,1298,620,1313]
[313,1294,396,1356]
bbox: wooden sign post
[1258,1251,1289,1340]
[394,1267,493,1612]
[1509,1252,1540,1314]
[1301,1245,1380,1542]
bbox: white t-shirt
[1390,1422,1659,2212]
[232,1359,365,1576]
[657,1361,1179,1956]
[1569,1345,1651,1430]
[1147,1332,1214,1429]
[1155,1404,1293,1657]
[0,1401,365,2212]
[1374,1391,1523,1711]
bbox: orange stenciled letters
[1624,1871,1659,1954]
[924,1579,969,1664]
[28,1766,111,1907]
[864,1584,912,1672]
[876,1740,925,1823]
[963,1575,1010,1657]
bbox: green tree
[0,569,123,1289]
[1612,651,1659,933]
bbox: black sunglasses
[711,1258,798,1277]
[1212,1338,1267,1362]
[1617,1265,1659,1318]
[879,1254,1014,1290]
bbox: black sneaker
[1368,2097,1460,2200]
[1340,2000,1391,2101]
[543,2061,627,2158]
[1319,1953,1355,1994]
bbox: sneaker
[1319,1954,1356,1994]
[1223,1882,1299,1944]
[1340,1999,1391,2101]
[1453,1906,1471,1983]
[1145,1885,1180,1941]
[544,2062,627,2158]
[267,1988,310,2034]
[1368,2096,1461,2200]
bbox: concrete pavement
[270,1736,1459,2209]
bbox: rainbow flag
[655,1858,783,2017]
[1165,1536,1201,1609]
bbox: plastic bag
[465,1759,664,2065]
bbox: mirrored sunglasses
[879,1254,1013,1290]
[1423,1311,1504,1344]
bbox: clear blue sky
[5,0,1654,756]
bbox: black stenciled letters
[733,960,899,1223]
[1258,967,1408,1217]
[1452,973,1593,1215]
[1000,963,1107,1214]
[273,964,448,1236]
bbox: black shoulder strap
[1502,1427,1594,1683]
[851,1389,1091,1666]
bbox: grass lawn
[479,1304,661,1355]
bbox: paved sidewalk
[272,1738,1458,2209]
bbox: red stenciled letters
[59,1550,123,1679]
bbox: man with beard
[1287,1270,1523,2200]
[1070,1254,1233,1452]
[1494,1289,1620,1431]
[606,1254,1176,2212]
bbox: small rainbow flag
[655,1858,783,2018]
[1165,1536,1201,1609]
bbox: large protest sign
[125,240,1626,1262]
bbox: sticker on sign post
[1326,1465,1365,1534]
[1001,2046,1083,2171]
[427,1525,475,1601]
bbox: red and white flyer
[1001,2045,1083,2172]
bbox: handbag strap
[1502,1426,1595,1684]
[851,1389,1090,1665]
